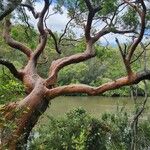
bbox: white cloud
[25,2,137,46]
[46,7,70,33]
[26,2,70,33]
[100,33,132,46]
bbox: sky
[24,1,149,47]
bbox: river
[43,96,150,118]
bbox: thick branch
[46,70,150,99]
[84,0,101,42]
[84,11,94,41]
[37,0,49,35]
[113,28,136,34]
[85,0,93,10]
[46,41,95,86]
[32,34,47,63]
[0,59,23,80]
[3,18,32,57]
[92,27,110,43]
[46,52,95,87]
[32,0,49,63]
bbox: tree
[0,0,22,20]
[0,0,150,148]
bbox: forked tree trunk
[0,81,50,149]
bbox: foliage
[29,108,150,150]
[99,0,118,16]
[101,107,131,150]
[0,68,24,104]
[122,7,138,28]
[11,25,37,49]
[29,108,107,150]
[138,121,150,149]
[58,62,89,85]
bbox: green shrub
[29,108,150,150]
[29,108,107,150]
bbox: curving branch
[124,0,147,62]
[32,0,50,63]
[46,28,61,54]
[84,0,101,42]
[92,27,136,43]
[45,0,103,83]
[45,0,103,87]
[46,13,75,54]
[46,70,150,99]
[46,39,96,87]
[0,59,23,80]
[123,0,142,14]
[20,4,39,19]
[32,34,47,63]
[46,50,95,87]
[58,17,74,46]
[37,0,49,35]
[3,18,32,58]
[84,11,94,41]
[89,1,136,43]
[92,27,110,43]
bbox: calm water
[44,96,150,118]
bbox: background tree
[0,0,150,149]
[0,0,22,20]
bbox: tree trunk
[0,86,50,149]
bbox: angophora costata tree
[0,0,150,148]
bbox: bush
[29,108,107,150]
[29,108,150,150]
